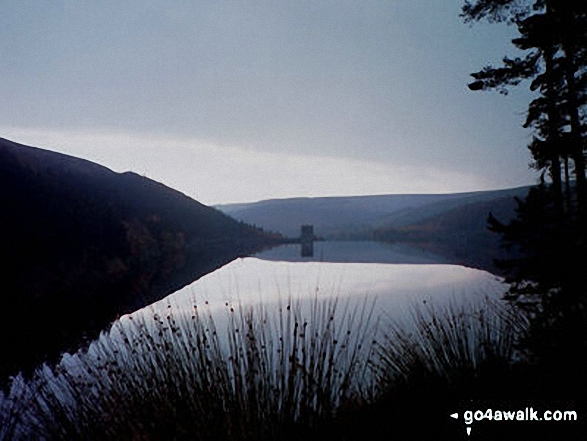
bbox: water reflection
[158,256,504,319]
[257,241,454,264]
[300,241,314,257]
[1,244,510,438]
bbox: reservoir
[1,241,510,437]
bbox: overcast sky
[1,1,538,205]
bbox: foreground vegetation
[6,292,575,440]
[1,296,375,440]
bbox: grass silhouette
[2,295,377,440]
[5,293,570,440]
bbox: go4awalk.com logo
[450,407,578,436]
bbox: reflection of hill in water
[0,137,275,382]
[255,241,453,265]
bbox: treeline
[463,0,587,394]
[463,0,586,211]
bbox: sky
[0,0,538,205]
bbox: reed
[5,295,376,440]
[374,297,528,386]
[1,293,530,440]
[329,297,532,440]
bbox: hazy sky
[1,1,538,205]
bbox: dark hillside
[0,137,278,380]
[216,194,466,238]
[216,188,530,274]
[216,187,530,239]
[374,196,521,272]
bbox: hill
[216,187,530,239]
[373,194,523,271]
[216,187,531,272]
[0,137,278,380]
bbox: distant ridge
[0,137,277,380]
[216,186,532,238]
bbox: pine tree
[464,0,587,372]
[463,0,587,209]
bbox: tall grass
[374,297,528,386]
[333,297,532,440]
[2,295,377,440]
[0,292,531,440]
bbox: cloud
[0,1,538,196]
[2,127,498,205]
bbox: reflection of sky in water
[254,241,453,264]
[48,242,508,377]
[135,256,507,329]
[2,254,509,421]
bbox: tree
[463,0,587,373]
[462,0,587,211]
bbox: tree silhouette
[463,0,587,374]
[463,0,587,211]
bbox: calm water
[59,241,507,384]
[1,241,510,436]
[16,241,507,367]
[143,241,506,320]
[255,241,454,264]
[60,241,507,384]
